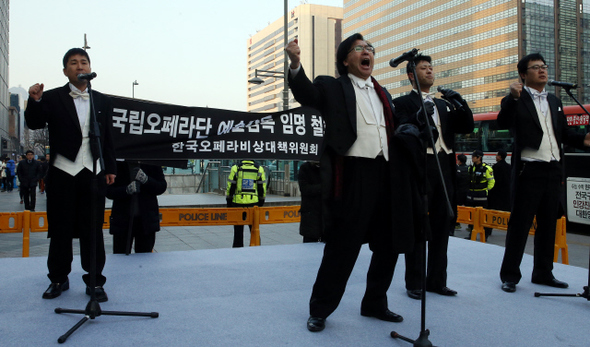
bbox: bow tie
[421,91,436,99]
[356,80,374,89]
[69,90,90,100]
[530,90,548,99]
[414,90,436,99]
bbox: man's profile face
[343,39,374,80]
[63,54,91,86]
[411,60,434,90]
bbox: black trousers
[500,161,561,284]
[21,185,37,210]
[405,153,454,291]
[113,217,156,254]
[46,168,107,287]
[309,156,398,319]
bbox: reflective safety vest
[226,160,267,205]
[468,162,495,193]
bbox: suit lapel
[339,75,357,133]
[435,98,448,136]
[521,90,542,130]
[58,84,83,135]
[548,94,560,134]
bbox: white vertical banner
[566,177,590,225]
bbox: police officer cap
[472,150,484,158]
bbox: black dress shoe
[360,308,403,322]
[501,281,516,293]
[427,286,457,296]
[42,279,69,299]
[307,316,325,332]
[532,278,569,289]
[86,286,109,302]
[406,289,422,300]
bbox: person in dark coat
[298,161,323,242]
[106,162,167,254]
[488,149,511,212]
[286,33,425,332]
[17,150,43,211]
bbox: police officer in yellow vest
[467,150,495,240]
[226,160,267,247]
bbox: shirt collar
[348,73,374,89]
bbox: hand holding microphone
[437,87,465,110]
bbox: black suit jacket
[106,163,167,235]
[24,83,117,175]
[497,90,585,168]
[393,91,474,185]
[393,91,474,152]
[289,67,423,252]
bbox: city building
[246,4,343,112]
[342,0,590,114]
[1,0,10,158]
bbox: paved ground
[1,188,589,270]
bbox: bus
[454,104,590,234]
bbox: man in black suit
[17,150,43,211]
[393,54,474,300]
[498,53,590,293]
[25,48,117,302]
[286,34,425,332]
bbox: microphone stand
[391,57,454,347]
[53,80,158,344]
[534,86,590,301]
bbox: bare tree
[28,127,49,156]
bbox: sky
[9,0,344,112]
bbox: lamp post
[248,69,289,111]
[247,0,289,111]
[132,80,139,98]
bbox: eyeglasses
[349,45,375,54]
[527,64,549,71]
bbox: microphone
[77,72,97,81]
[437,86,464,110]
[389,48,419,68]
[549,80,578,89]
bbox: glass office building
[343,0,590,113]
[1,0,10,157]
[246,4,343,113]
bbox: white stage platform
[1,238,588,346]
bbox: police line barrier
[456,206,568,264]
[0,206,303,257]
[1,206,566,263]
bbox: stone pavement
[0,188,589,270]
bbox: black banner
[109,96,324,161]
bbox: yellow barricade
[0,212,22,234]
[0,206,568,264]
[554,216,569,265]
[160,208,253,227]
[456,206,568,263]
